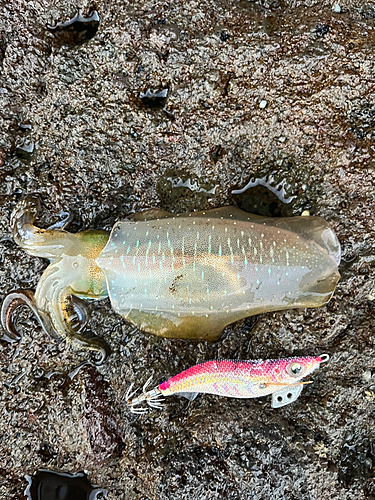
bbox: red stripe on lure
[126,354,329,414]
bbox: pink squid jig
[126,354,329,414]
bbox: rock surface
[0,0,374,498]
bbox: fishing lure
[127,354,329,413]
[2,196,340,363]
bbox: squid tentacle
[1,289,58,341]
[10,195,77,259]
[2,263,110,364]
[1,287,108,363]
[46,209,74,230]
[34,264,110,364]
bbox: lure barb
[126,354,329,414]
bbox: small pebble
[362,370,372,382]
[259,100,268,109]
[332,3,341,13]
[301,210,310,217]
[365,390,375,401]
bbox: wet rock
[14,139,35,161]
[158,171,219,212]
[81,366,124,461]
[220,31,230,42]
[338,430,375,485]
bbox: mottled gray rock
[0,0,374,499]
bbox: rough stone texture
[0,0,375,498]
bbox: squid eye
[287,362,306,377]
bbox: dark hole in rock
[231,175,295,217]
[38,443,55,461]
[14,140,34,161]
[36,81,48,97]
[0,35,5,65]
[47,11,100,46]
[140,88,169,109]
[220,31,230,42]
[316,24,330,37]
[24,470,107,500]
[19,123,32,132]
[210,145,226,162]
[32,366,45,379]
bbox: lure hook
[126,375,165,414]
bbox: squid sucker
[1,196,341,363]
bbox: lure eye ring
[287,362,306,377]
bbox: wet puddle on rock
[232,174,296,217]
[158,170,220,212]
[24,470,107,500]
[47,11,100,46]
[140,88,169,109]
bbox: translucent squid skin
[98,206,341,340]
[1,196,341,363]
